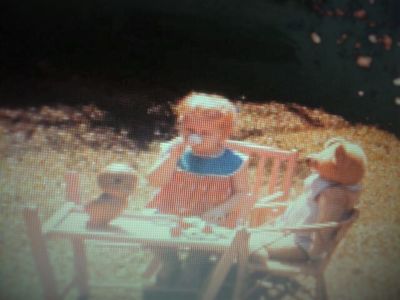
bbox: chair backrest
[226,140,299,226]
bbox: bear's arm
[317,187,350,223]
[309,187,351,256]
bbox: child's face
[182,114,225,155]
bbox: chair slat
[268,158,281,195]
[253,155,267,198]
[282,153,299,198]
[226,140,296,157]
[227,140,298,227]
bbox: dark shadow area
[0,0,399,137]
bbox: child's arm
[147,137,187,187]
[203,159,250,223]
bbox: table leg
[200,248,234,300]
[72,238,89,300]
[201,229,248,300]
[232,230,250,300]
[23,206,59,300]
[143,256,161,278]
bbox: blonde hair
[175,92,237,138]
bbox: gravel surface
[0,102,399,300]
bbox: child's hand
[169,136,188,158]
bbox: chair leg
[200,229,249,300]
[315,274,327,300]
[200,245,235,300]
[72,238,89,300]
[232,230,250,300]
[143,257,162,279]
[23,206,59,300]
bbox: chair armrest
[249,221,341,234]
[254,202,288,209]
[249,209,358,234]
[275,222,341,233]
[42,202,77,234]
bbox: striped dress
[147,142,248,227]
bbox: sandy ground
[0,102,399,300]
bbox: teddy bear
[85,163,137,228]
[250,137,367,261]
[299,137,367,257]
[305,136,367,186]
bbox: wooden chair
[239,208,360,300]
[226,140,299,227]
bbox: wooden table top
[46,206,238,250]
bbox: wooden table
[23,202,250,300]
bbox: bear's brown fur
[306,137,367,185]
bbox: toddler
[145,92,249,288]
[147,92,249,226]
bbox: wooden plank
[65,171,81,204]
[200,240,236,300]
[226,140,297,157]
[69,207,180,223]
[254,202,288,209]
[23,205,59,300]
[254,192,284,207]
[281,152,299,199]
[143,257,162,278]
[268,158,281,194]
[201,228,247,300]
[278,215,357,233]
[47,213,235,250]
[86,241,142,249]
[232,229,250,300]
[50,230,233,251]
[72,238,89,299]
[119,211,179,222]
[249,221,342,234]
[89,281,140,288]
[253,156,267,198]
[42,202,76,234]
[59,279,76,300]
